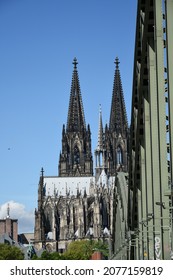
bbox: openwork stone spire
[66,57,86,132]
[95,104,106,181]
[109,57,128,136]
[102,57,129,175]
[59,58,93,177]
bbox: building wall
[0,218,18,243]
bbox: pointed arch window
[117,146,123,165]
[74,145,80,164]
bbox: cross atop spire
[114,57,120,69]
[73,57,78,69]
[41,167,44,177]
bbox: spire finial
[7,203,10,218]
[99,103,102,114]
[73,57,78,69]
[41,167,44,177]
[114,57,120,69]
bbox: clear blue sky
[0,0,137,232]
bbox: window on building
[117,146,123,165]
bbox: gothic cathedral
[34,58,128,252]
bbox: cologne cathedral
[34,57,128,252]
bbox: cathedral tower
[105,57,129,175]
[94,58,128,178]
[59,58,93,177]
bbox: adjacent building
[0,204,18,244]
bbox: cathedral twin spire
[109,57,128,136]
[59,57,128,177]
[95,57,129,176]
[67,58,86,133]
[59,58,93,177]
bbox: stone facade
[34,58,128,252]
[34,172,114,252]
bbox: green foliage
[41,251,63,260]
[63,240,93,260]
[93,240,109,258]
[32,240,109,260]
[62,240,109,260]
[0,240,108,260]
[0,243,24,260]
[31,254,39,260]
[33,250,63,260]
